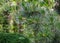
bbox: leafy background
[0,0,60,43]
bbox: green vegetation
[0,33,30,43]
[0,0,60,43]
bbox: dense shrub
[0,33,30,43]
[0,0,60,43]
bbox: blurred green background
[0,0,60,43]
